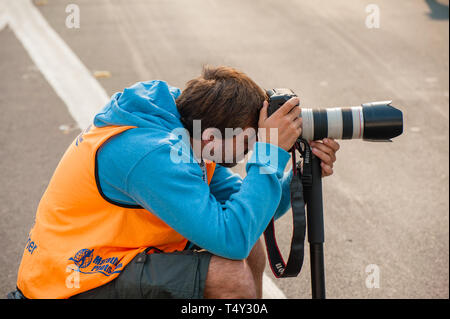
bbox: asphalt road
[0,0,448,299]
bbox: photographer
[11,66,339,299]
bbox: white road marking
[0,0,287,299]
[0,14,7,31]
[0,0,8,31]
[1,0,108,130]
[262,273,287,299]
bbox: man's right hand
[258,98,302,151]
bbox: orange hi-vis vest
[17,124,216,299]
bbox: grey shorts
[71,249,212,299]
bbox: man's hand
[310,138,340,177]
[258,98,340,176]
[258,98,302,151]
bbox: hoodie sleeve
[209,164,293,219]
[273,169,293,220]
[207,164,242,204]
[126,142,291,260]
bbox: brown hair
[176,65,267,136]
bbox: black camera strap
[263,140,311,278]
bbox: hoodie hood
[94,80,183,132]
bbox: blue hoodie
[94,80,293,260]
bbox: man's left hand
[309,138,340,177]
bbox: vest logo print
[69,249,94,269]
[68,249,123,276]
[75,124,92,146]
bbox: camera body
[266,88,298,117]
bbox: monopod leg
[305,155,326,299]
